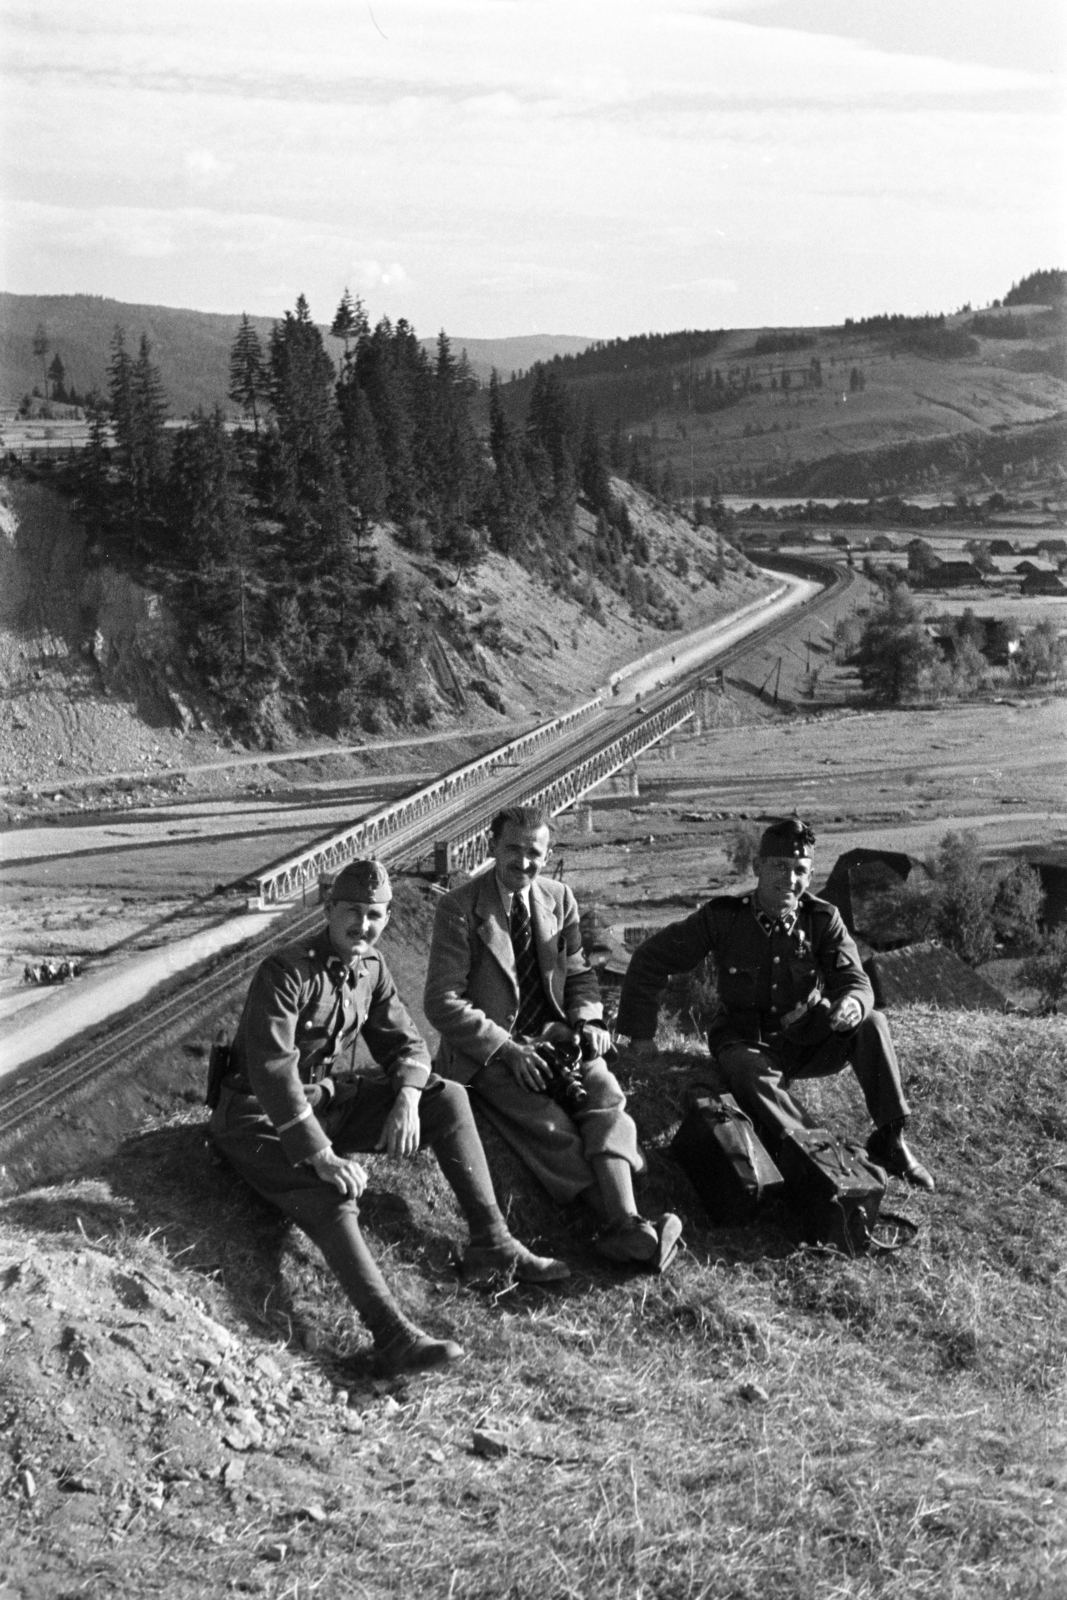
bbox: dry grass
[1,1005,1065,1598]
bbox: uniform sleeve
[361,956,433,1090]
[240,955,332,1165]
[423,898,513,1066]
[560,885,604,1025]
[811,904,874,1018]
[615,905,719,1041]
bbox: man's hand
[579,1024,613,1059]
[307,1146,368,1199]
[828,996,863,1033]
[376,1086,422,1159]
[501,1040,550,1092]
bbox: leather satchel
[670,1093,785,1224]
[776,1126,888,1255]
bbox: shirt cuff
[392,1061,432,1091]
[279,1116,331,1165]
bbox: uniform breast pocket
[787,960,820,999]
[299,997,347,1049]
[721,965,759,1007]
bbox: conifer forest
[57,294,690,742]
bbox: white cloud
[183,148,229,186]
[2,1,1063,333]
[352,260,411,290]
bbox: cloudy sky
[2,0,1064,339]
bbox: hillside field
[0,292,591,416]
[0,973,1063,1599]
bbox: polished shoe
[462,1239,570,1285]
[594,1215,659,1265]
[372,1321,465,1377]
[867,1122,936,1193]
[651,1212,684,1273]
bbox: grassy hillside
[0,993,1063,1597]
[0,293,592,414]
[501,300,1067,499]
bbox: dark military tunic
[616,890,872,1051]
[224,926,431,1166]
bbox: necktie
[510,893,550,1038]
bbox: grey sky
[2,0,1064,337]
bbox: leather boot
[311,1209,464,1373]
[371,1313,465,1377]
[867,1119,935,1192]
[462,1238,570,1285]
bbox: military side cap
[758,818,816,859]
[330,859,392,903]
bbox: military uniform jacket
[615,891,873,1051]
[230,926,431,1165]
[424,867,603,1086]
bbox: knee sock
[591,1155,638,1226]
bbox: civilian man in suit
[615,817,934,1190]
[425,806,682,1270]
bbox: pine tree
[265,294,351,586]
[526,364,576,533]
[105,328,169,558]
[487,371,539,557]
[578,406,611,511]
[168,409,258,674]
[32,323,49,397]
[228,314,267,436]
[48,353,66,402]
[71,393,113,552]
[330,288,368,372]
[354,317,419,522]
[429,331,486,555]
[337,379,388,558]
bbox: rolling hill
[0,292,593,415]
[3,276,1064,498]
[498,295,1067,498]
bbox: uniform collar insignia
[753,905,799,937]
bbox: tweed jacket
[424,867,603,1085]
[616,890,873,1052]
[229,926,432,1164]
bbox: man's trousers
[467,1057,645,1205]
[713,1011,909,1149]
[209,1074,505,1329]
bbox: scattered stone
[19,1467,37,1499]
[262,1542,288,1563]
[222,1429,256,1453]
[66,1345,94,1381]
[298,1504,327,1523]
[380,1396,402,1418]
[472,1428,510,1458]
[222,1460,246,1488]
[737,1382,769,1405]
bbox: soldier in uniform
[210,858,568,1378]
[615,818,934,1190]
[425,806,682,1270]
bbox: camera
[531,1036,589,1115]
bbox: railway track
[0,560,849,1157]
